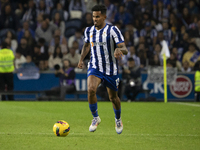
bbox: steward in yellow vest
[195,71,200,92]
[0,42,15,101]
[195,69,200,101]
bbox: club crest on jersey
[103,32,107,37]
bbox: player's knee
[88,87,96,96]
[109,96,118,102]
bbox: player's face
[92,11,106,28]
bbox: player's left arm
[114,42,128,60]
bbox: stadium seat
[70,10,82,19]
[65,19,82,30]
[65,27,77,39]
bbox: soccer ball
[53,120,70,137]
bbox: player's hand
[77,60,84,69]
[114,48,124,60]
[59,69,64,74]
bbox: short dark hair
[1,42,8,49]
[91,4,107,15]
[38,38,46,44]
[128,57,134,62]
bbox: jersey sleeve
[111,26,124,44]
[84,27,90,43]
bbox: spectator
[124,0,136,17]
[21,55,37,68]
[181,61,192,72]
[35,19,57,44]
[5,30,18,54]
[21,0,37,29]
[162,21,174,46]
[122,57,142,101]
[16,37,32,57]
[125,23,140,46]
[69,0,86,17]
[149,54,161,66]
[135,0,151,18]
[32,45,42,67]
[189,15,199,30]
[0,3,19,30]
[182,43,200,67]
[68,29,83,49]
[38,38,49,70]
[35,0,52,16]
[123,46,140,67]
[82,12,93,29]
[171,47,182,62]
[140,22,157,48]
[153,0,171,10]
[187,0,199,15]
[72,40,81,54]
[168,53,182,71]
[4,37,12,50]
[169,13,178,33]
[17,21,35,43]
[104,0,116,24]
[49,29,67,47]
[177,32,191,59]
[34,0,53,12]
[189,19,200,38]
[153,0,169,21]
[85,0,98,13]
[45,59,76,100]
[114,5,131,27]
[15,51,27,69]
[151,19,163,32]
[167,59,175,68]
[63,47,81,68]
[51,2,69,21]
[124,31,133,47]
[50,12,65,35]
[23,29,36,48]
[48,45,63,69]
[156,31,164,46]
[138,49,147,69]
[153,43,162,62]
[36,13,44,28]
[48,35,68,56]
[181,7,191,26]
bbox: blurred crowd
[0,0,200,73]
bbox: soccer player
[77,4,128,134]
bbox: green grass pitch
[0,101,199,150]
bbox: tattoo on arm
[117,43,128,55]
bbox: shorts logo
[88,71,91,75]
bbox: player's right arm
[77,42,90,69]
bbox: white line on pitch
[0,132,199,137]
[172,102,200,107]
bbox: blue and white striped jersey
[84,24,124,75]
[140,29,157,38]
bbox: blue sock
[89,103,98,117]
[113,107,121,119]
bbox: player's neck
[95,22,106,30]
